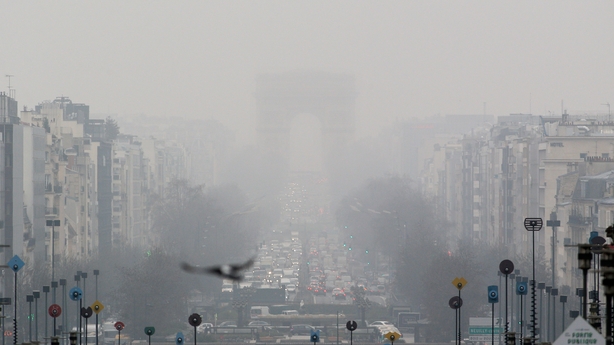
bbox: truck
[249,306,344,326]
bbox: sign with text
[553,317,604,345]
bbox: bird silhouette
[180,256,255,281]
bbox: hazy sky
[2,1,614,144]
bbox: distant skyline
[2,1,613,145]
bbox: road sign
[452,277,467,290]
[91,300,104,314]
[553,317,604,345]
[449,296,463,309]
[48,304,62,318]
[524,218,543,231]
[175,332,184,345]
[499,260,514,275]
[346,320,357,331]
[0,298,11,306]
[384,331,401,342]
[80,307,93,319]
[7,255,24,273]
[144,327,155,336]
[310,330,320,343]
[488,285,499,303]
[188,313,202,327]
[516,281,528,295]
[69,287,82,301]
[546,220,561,227]
[114,321,125,331]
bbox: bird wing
[231,256,256,271]
[181,262,222,275]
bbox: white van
[250,306,270,318]
[281,310,299,316]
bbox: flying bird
[180,256,256,281]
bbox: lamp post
[60,279,67,342]
[560,296,567,332]
[74,274,81,345]
[93,270,99,301]
[551,288,558,339]
[524,217,543,343]
[43,286,50,342]
[81,272,87,305]
[578,244,593,319]
[33,290,40,343]
[601,247,614,345]
[538,283,545,340]
[546,286,551,342]
[46,219,60,282]
[27,294,33,342]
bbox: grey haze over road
[2,1,613,144]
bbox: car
[286,284,297,293]
[313,286,327,296]
[218,321,237,327]
[290,324,316,335]
[248,320,272,330]
[369,321,394,327]
[333,288,346,300]
[197,323,213,334]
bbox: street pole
[499,272,503,345]
[82,272,87,306]
[46,220,60,282]
[93,270,99,301]
[44,286,50,343]
[524,217,543,344]
[538,283,545,341]
[60,279,67,344]
[546,286,551,342]
[552,288,558,339]
[27,295,33,342]
[547,214,560,290]
[560,296,567,332]
[33,290,40,343]
[75,274,81,345]
[578,244,592,319]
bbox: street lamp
[74,273,81,345]
[33,290,40,343]
[43,286,50,342]
[578,244,593,319]
[81,272,88,305]
[46,219,61,282]
[93,270,99,301]
[27,294,33,342]
[60,278,67,342]
[601,248,614,345]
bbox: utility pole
[547,213,560,289]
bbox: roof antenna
[5,74,15,99]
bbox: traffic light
[365,249,369,254]
[516,281,528,295]
[343,242,346,247]
[488,285,499,303]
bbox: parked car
[290,324,315,335]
